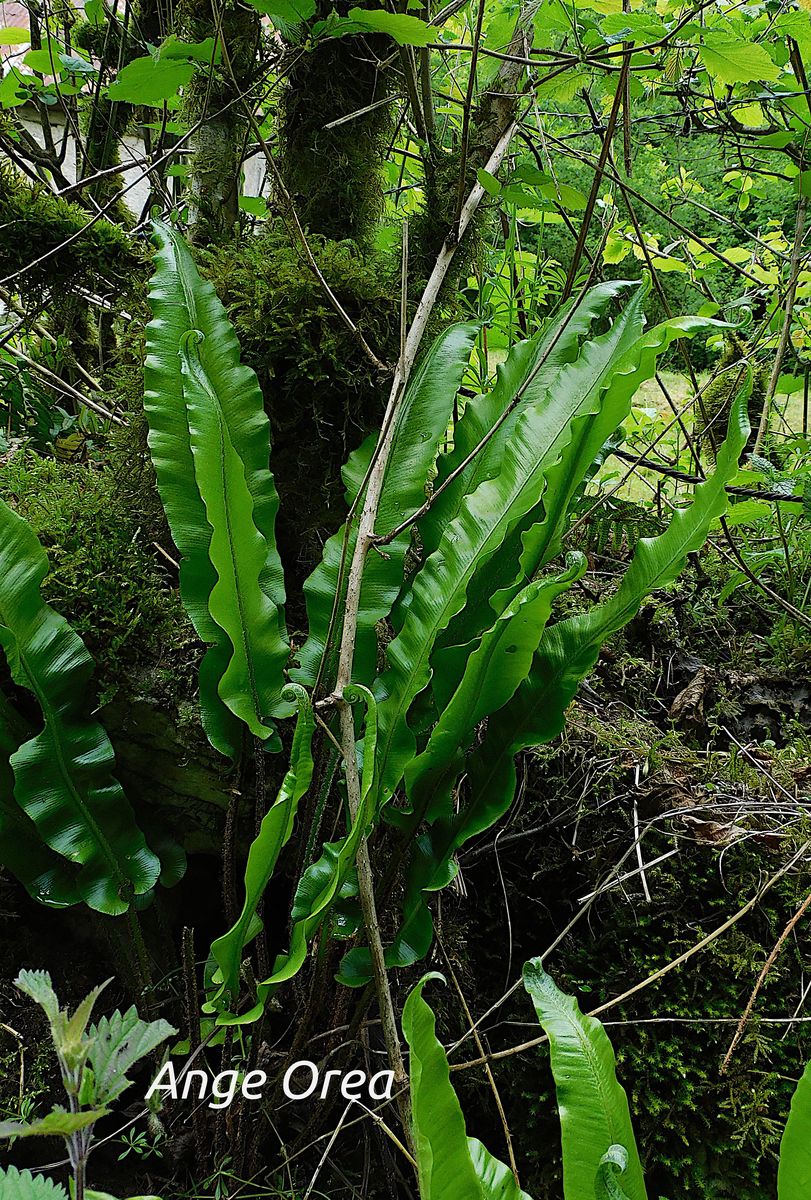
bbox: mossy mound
[0,450,194,708]
[199,228,400,601]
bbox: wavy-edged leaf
[778,1059,811,1200]
[292,323,479,691]
[468,1139,534,1200]
[0,1108,108,1138]
[0,692,80,908]
[465,380,749,837]
[0,501,160,914]
[340,555,586,983]
[523,960,647,1200]
[0,1167,67,1200]
[403,972,484,1200]
[420,281,634,559]
[145,220,287,757]
[87,1007,176,1105]
[208,684,315,1010]
[179,329,291,740]
[402,974,531,1200]
[218,685,376,1023]
[373,285,647,808]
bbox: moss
[445,704,811,1200]
[695,332,768,461]
[0,451,194,709]
[277,1,393,248]
[0,165,142,300]
[198,225,400,602]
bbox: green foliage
[6,970,174,1200]
[402,973,532,1200]
[523,961,646,1200]
[145,220,289,758]
[778,1061,811,1200]
[0,499,161,914]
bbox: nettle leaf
[0,502,160,914]
[339,6,433,45]
[0,27,30,44]
[699,35,780,86]
[87,1008,176,1105]
[107,55,195,105]
[0,1108,107,1139]
[0,1167,67,1200]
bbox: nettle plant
[0,970,173,1200]
[0,221,749,1067]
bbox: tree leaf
[145,220,288,756]
[0,501,160,914]
[107,56,195,105]
[343,7,433,45]
[0,28,30,45]
[522,961,647,1200]
[778,1059,811,1200]
[699,36,780,85]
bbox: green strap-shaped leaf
[402,974,532,1200]
[179,330,291,739]
[145,220,287,757]
[208,684,315,1009]
[0,692,80,908]
[292,322,479,691]
[217,685,377,1024]
[403,973,484,1200]
[373,285,647,807]
[596,1148,633,1200]
[0,500,160,915]
[523,961,647,1200]
[468,1139,534,1200]
[466,316,723,647]
[420,280,635,559]
[465,379,750,834]
[778,1059,811,1200]
[339,556,585,984]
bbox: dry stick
[721,888,811,1073]
[330,120,518,1141]
[7,347,123,425]
[437,935,521,1187]
[450,840,811,1072]
[561,53,630,301]
[752,194,809,455]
